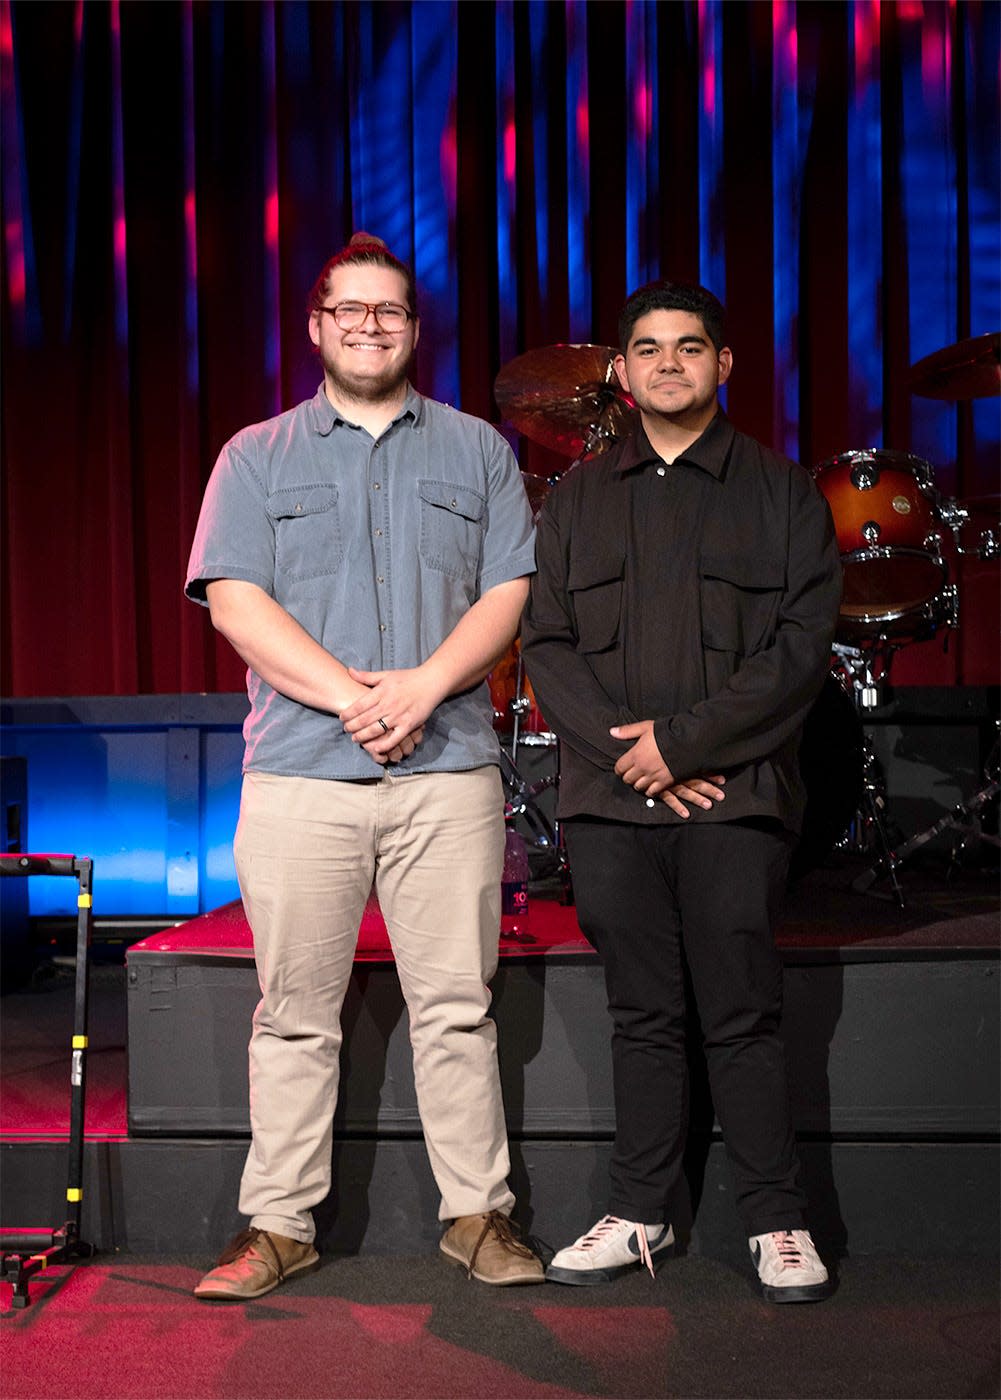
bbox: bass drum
[790,673,865,883]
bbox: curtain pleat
[2,0,998,696]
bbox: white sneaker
[546,1214,674,1285]
[749,1229,831,1303]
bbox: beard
[320,343,414,405]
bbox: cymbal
[495,343,636,458]
[958,493,1001,518]
[909,332,1000,400]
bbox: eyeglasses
[318,301,414,333]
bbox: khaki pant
[233,766,515,1242]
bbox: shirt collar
[309,382,425,436]
[612,411,735,481]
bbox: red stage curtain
[2,0,998,696]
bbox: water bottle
[500,826,530,938]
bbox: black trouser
[564,818,807,1237]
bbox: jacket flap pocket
[568,553,625,592]
[700,553,785,591]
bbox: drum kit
[488,330,1000,904]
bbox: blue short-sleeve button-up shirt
[186,384,536,779]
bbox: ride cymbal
[495,343,636,458]
[909,332,1000,400]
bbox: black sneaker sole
[759,1279,832,1304]
[545,1250,672,1286]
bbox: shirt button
[374,529,383,537]
[294,503,303,513]
[379,623,387,632]
[646,798,656,808]
[377,576,384,584]
[656,466,666,477]
[450,498,457,508]
[373,482,381,490]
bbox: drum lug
[850,462,880,490]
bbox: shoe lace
[770,1231,805,1270]
[579,1215,656,1279]
[215,1226,285,1281]
[465,1211,535,1278]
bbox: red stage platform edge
[129,894,595,962]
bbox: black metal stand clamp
[0,854,94,1309]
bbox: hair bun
[348,231,387,249]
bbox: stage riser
[126,955,1000,1138]
[2,1139,997,1262]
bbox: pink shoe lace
[769,1231,806,1270]
[578,1215,656,1278]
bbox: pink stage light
[4,220,24,307]
[575,95,589,152]
[264,190,279,250]
[854,0,881,70]
[439,120,458,212]
[113,212,127,265]
[634,81,651,142]
[503,116,516,185]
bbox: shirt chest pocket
[418,479,486,580]
[569,553,625,653]
[266,485,343,583]
[700,552,785,656]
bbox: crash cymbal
[909,332,1000,400]
[495,343,636,458]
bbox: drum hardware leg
[499,748,557,851]
[853,777,1000,898]
[849,738,907,906]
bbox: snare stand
[0,854,95,1308]
[500,647,571,897]
[831,645,908,906]
[852,730,1000,896]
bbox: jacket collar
[611,411,735,482]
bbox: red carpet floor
[2,1252,998,1399]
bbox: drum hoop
[840,544,946,567]
[813,449,941,504]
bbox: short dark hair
[618,280,727,354]
[307,232,418,317]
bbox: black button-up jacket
[520,413,842,832]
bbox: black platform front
[3,862,999,1263]
[125,943,1000,1142]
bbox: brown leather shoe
[440,1210,545,1285]
[193,1227,319,1301]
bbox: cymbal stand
[529,398,629,521]
[500,649,572,890]
[831,644,907,906]
[853,731,999,894]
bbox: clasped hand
[610,720,725,818]
[340,665,441,764]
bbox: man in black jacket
[521,280,841,1302]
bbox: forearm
[520,632,633,770]
[205,578,367,714]
[421,577,530,702]
[654,626,834,776]
[339,577,531,750]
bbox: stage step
[2,1137,997,1261]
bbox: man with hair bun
[186,233,542,1297]
[522,279,841,1303]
